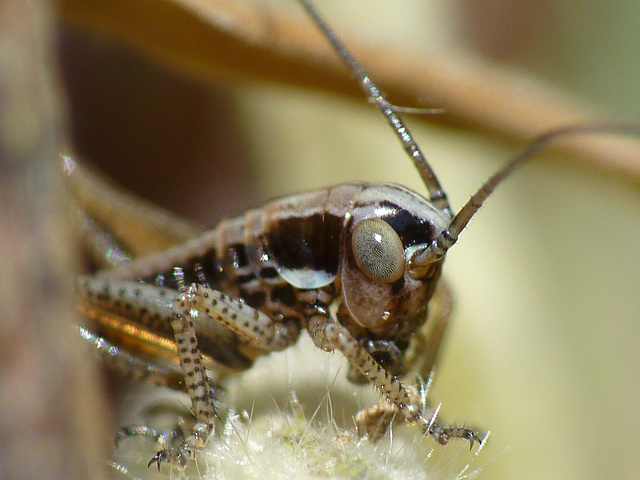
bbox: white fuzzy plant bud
[111,334,487,480]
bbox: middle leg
[307,315,482,447]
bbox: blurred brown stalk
[0,1,110,480]
[58,0,640,179]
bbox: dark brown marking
[271,284,297,308]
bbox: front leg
[307,316,483,447]
[148,289,217,470]
[151,283,299,470]
[307,315,420,423]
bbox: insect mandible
[66,0,637,471]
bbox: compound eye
[351,218,405,283]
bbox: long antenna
[297,1,638,276]
[297,0,452,216]
[408,122,640,275]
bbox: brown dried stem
[56,0,640,180]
